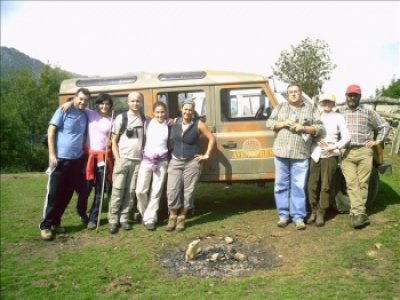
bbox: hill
[0,46,82,78]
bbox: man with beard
[340,84,389,229]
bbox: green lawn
[1,147,399,299]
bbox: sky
[1,1,399,100]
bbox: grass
[1,147,399,299]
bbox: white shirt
[311,111,350,162]
[143,119,169,157]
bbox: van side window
[157,90,206,120]
[221,88,271,121]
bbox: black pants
[40,155,86,230]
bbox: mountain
[0,46,82,78]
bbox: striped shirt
[266,101,324,159]
[339,106,389,146]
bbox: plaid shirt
[339,106,389,146]
[266,101,324,159]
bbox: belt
[348,145,365,149]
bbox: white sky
[1,1,399,100]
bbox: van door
[213,84,276,182]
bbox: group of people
[39,89,215,240]
[39,82,389,241]
[267,83,389,230]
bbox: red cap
[346,84,361,95]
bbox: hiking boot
[144,223,156,231]
[295,221,306,230]
[87,222,97,230]
[277,219,289,228]
[166,215,177,232]
[306,212,316,224]
[121,222,132,231]
[176,215,186,232]
[315,210,325,227]
[108,223,119,234]
[52,225,66,234]
[40,229,54,241]
[352,214,370,229]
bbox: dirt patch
[158,235,281,278]
[106,275,134,293]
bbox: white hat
[319,93,336,103]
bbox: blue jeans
[274,157,309,222]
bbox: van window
[157,90,206,119]
[221,88,271,121]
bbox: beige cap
[319,93,336,103]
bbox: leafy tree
[273,38,337,98]
[381,77,400,98]
[0,65,70,172]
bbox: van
[59,70,279,184]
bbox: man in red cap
[340,84,389,229]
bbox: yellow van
[59,70,279,183]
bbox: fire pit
[158,235,281,277]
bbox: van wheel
[333,167,380,214]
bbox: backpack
[118,110,147,136]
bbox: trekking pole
[97,110,114,231]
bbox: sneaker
[87,222,97,230]
[166,215,177,232]
[175,215,186,232]
[277,219,289,228]
[40,229,54,241]
[52,225,66,234]
[121,222,132,231]
[295,221,306,230]
[352,214,370,229]
[108,223,119,234]
[144,223,156,231]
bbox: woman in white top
[307,93,350,226]
[136,101,169,231]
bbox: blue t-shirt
[49,107,87,159]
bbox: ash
[158,237,280,278]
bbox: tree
[381,77,400,98]
[0,65,70,172]
[272,38,337,98]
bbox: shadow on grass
[174,182,277,227]
[368,180,400,215]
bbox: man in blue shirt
[39,88,90,240]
